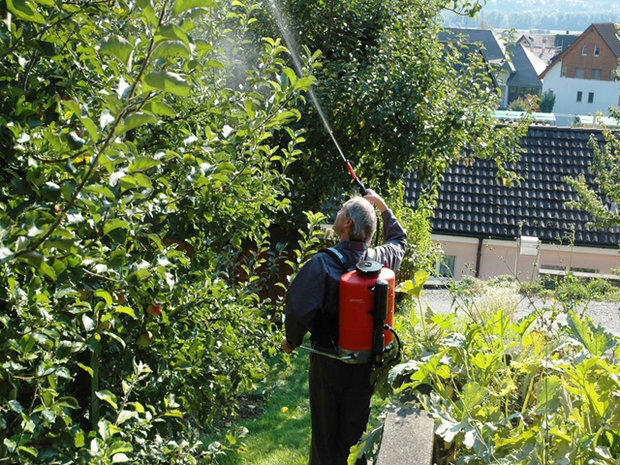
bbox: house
[517,33,578,64]
[539,23,620,124]
[504,43,547,105]
[439,28,512,108]
[440,28,546,108]
[404,126,620,282]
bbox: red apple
[146,303,161,316]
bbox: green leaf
[143,71,191,97]
[19,446,38,457]
[152,40,190,60]
[143,101,177,117]
[6,0,46,24]
[459,382,487,411]
[136,0,157,25]
[348,424,383,464]
[116,112,158,135]
[155,24,190,49]
[77,362,94,377]
[171,0,216,16]
[84,184,117,201]
[116,410,138,425]
[99,34,133,67]
[112,454,130,463]
[94,289,113,307]
[56,341,82,359]
[567,310,617,357]
[104,219,131,235]
[74,430,85,448]
[96,390,118,410]
[115,306,136,318]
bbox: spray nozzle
[346,162,367,195]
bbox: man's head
[333,197,377,245]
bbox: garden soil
[419,288,620,337]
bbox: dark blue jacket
[284,209,407,351]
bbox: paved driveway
[419,288,620,337]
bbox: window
[576,91,583,102]
[591,69,602,80]
[437,255,456,278]
[575,68,586,79]
[594,45,600,56]
[588,92,594,103]
[582,45,588,56]
[561,67,567,77]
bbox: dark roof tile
[404,126,620,248]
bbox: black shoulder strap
[319,247,376,272]
[319,247,349,271]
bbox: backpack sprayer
[298,250,401,367]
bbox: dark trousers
[308,354,374,465]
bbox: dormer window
[582,45,588,56]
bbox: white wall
[433,234,620,282]
[542,62,620,117]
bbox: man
[282,189,407,465]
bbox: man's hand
[363,188,388,213]
[281,338,295,354]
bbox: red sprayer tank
[338,260,395,363]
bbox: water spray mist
[268,0,367,194]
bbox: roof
[540,23,620,79]
[404,126,620,248]
[593,23,620,57]
[517,33,569,64]
[506,43,545,89]
[439,28,507,64]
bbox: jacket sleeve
[284,255,326,349]
[374,208,407,272]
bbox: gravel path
[419,288,620,337]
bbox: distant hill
[443,0,620,32]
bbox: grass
[206,348,390,464]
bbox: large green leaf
[155,24,190,49]
[136,0,157,25]
[171,0,216,16]
[143,101,177,117]
[143,71,191,97]
[151,40,190,60]
[99,34,134,67]
[567,310,617,357]
[116,112,158,135]
[6,0,46,24]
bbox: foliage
[386,290,620,465]
[538,90,556,113]
[565,115,620,229]
[0,0,317,462]
[507,95,538,112]
[255,0,528,220]
[388,180,442,282]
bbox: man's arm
[364,189,407,271]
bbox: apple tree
[0,0,314,462]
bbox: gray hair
[342,197,376,245]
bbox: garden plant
[1,0,532,464]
